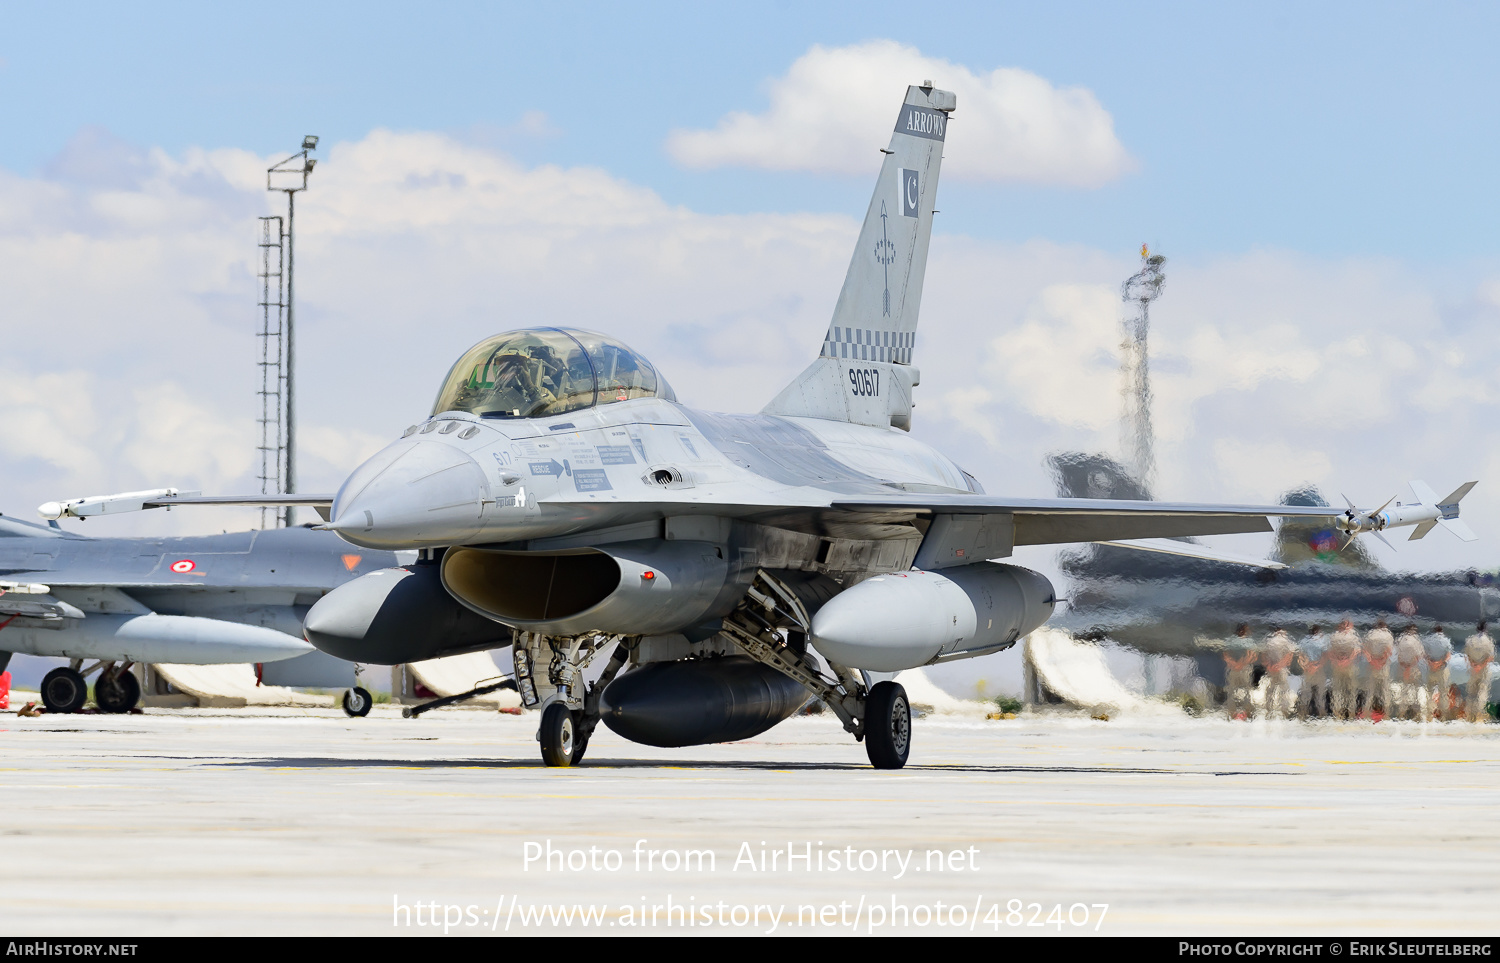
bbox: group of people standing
[1221,620,1495,722]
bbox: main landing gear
[722,569,912,769]
[40,661,140,714]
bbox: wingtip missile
[39,488,201,520]
[1335,480,1479,545]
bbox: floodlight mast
[1120,244,1166,489]
[265,136,318,527]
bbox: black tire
[864,681,911,770]
[41,667,88,714]
[94,670,140,713]
[539,702,577,767]
[342,686,373,718]
[571,725,591,766]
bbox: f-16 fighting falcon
[0,508,402,714]
[51,84,1462,767]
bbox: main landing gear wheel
[40,667,88,714]
[539,702,577,767]
[94,670,140,714]
[864,681,911,770]
[342,686,373,718]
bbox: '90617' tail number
[849,368,880,397]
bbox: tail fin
[763,83,955,431]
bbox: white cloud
[666,40,1134,187]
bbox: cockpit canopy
[432,328,675,419]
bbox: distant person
[1362,619,1395,720]
[1296,625,1328,720]
[1423,625,1454,721]
[1223,624,1259,721]
[1327,620,1362,721]
[1262,627,1294,718]
[1464,623,1494,723]
[1393,625,1425,721]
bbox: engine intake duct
[600,655,806,747]
[442,539,729,637]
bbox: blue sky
[7,1,1500,258]
[2,3,1497,585]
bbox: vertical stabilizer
[764,84,955,431]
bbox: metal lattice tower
[260,136,318,527]
[256,216,287,529]
[1119,245,1166,488]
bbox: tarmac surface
[1,703,1497,936]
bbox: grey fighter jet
[67,85,1443,767]
[1046,452,1495,685]
[0,512,408,713]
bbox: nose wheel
[864,681,911,769]
[539,702,577,767]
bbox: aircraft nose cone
[331,440,491,550]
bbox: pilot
[1223,624,1259,721]
[1327,619,1362,721]
[1463,622,1494,723]
[485,352,556,416]
[1295,625,1328,720]
[1362,619,1395,721]
[1423,625,1454,721]
[1261,627,1294,719]
[1393,625,1425,721]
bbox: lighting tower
[1119,244,1166,489]
[259,136,318,528]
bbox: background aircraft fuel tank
[2,613,312,664]
[303,560,511,664]
[811,563,1056,671]
[599,655,807,747]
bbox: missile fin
[1438,517,1478,542]
[1408,520,1438,541]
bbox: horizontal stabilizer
[1094,538,1287,570]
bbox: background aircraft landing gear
[864,681,911,770]
[342,686,373,717]
[40,667,88,714]
[539,702,577,767]
[94,668,140,714]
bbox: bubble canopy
[431,328,675,419]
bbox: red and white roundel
[170,559,196,574]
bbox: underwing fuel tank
[599,656,806,747]
[810,563,1056,671]
[2,613,312,664]
[441,539,729,637]
[303,561,511,664]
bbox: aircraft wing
[829,494,1337,569]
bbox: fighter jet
[58,84,1443,767]
[0,511,410,714]
[1046,451,1495,685]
